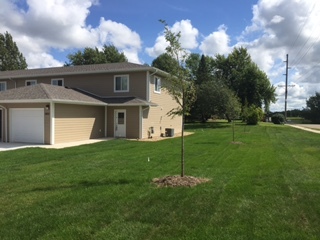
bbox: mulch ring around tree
[152,175,211,188]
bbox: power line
[289,1,317,52]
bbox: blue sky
[1,0,320,111]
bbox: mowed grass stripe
[0,122,319,239]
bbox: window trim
[154,77,161,93]
[0,81,7,91]
[51,78,64,86]
[25,80,37,86]
[114,75,129,92]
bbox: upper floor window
[0,82,7,92]
[51,78,64,86]
[114,75,129,92]
[26,80,37,86]
[154,77,161,93]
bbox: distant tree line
[275,92,320,124]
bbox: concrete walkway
[0,138,113,152]
[286,124,320,134]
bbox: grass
[0,122,319,239]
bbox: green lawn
[0,122,319,240]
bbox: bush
[271,113,285,124]
[245,106,263,125]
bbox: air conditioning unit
[165,128,174,137]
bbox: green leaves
[0,31,27,71]
[65,44,128,66]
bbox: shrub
[245,106,263,125]
[271,113,285,124]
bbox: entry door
[114,110,126,137]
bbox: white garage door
[10,108,44,144]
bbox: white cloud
[239,0,320,111]
[171,20,199,49]
[199,25,231,56]
[98,18,141,50]
[145,35,168,58]
[270,15,284,24]
[27,53,63,69]
[0,0,142,67]
[145,19,199,58]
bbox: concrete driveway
[0,138,112,152]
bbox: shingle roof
[73,88,158,106]
[99,97,158,106]
[0,84,158,106]
[0,62,167,79]
[0,83,106,105]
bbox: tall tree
[0,31,27,71]
[151,53,179,74]
[213,47,276,110]
[304,92,320,123]
[185,53,201,81]
[160,20,196,177]
[196,54,212,85]
[65,44,127,66]
[195,80,241,122]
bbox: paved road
[287,124,320,134]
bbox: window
[26,80,37,86]
[154,77,161,93]
[51,79,64,86]
[114,75,129,92]
[0,82,6,92]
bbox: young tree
[65,44,127,66]
[160,20,196,177]
[0,31,27,71]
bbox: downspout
[9,78,17,88]
[0,105,8,142]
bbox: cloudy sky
[1,0,319,112]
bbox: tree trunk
[181,113,185,177]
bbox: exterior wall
[107,106,140,139]
[54,104,105,144]
[144,75,182,138]
[0,108,3,141]
[0,103,50,144]
[3,71,148,99]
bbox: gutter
[0,105,8,142]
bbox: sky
[1,0,320,112]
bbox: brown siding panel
[107,106,140,138]
[55,104,105,143]
[8,71,147,99]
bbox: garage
[10,108,44,144]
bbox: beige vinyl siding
[55,104,105,144]
[1,103,50,144]
[144,76,182,138]
[107,106,140,138]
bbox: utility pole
[279,54,294,121]
[284,54,289,122]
